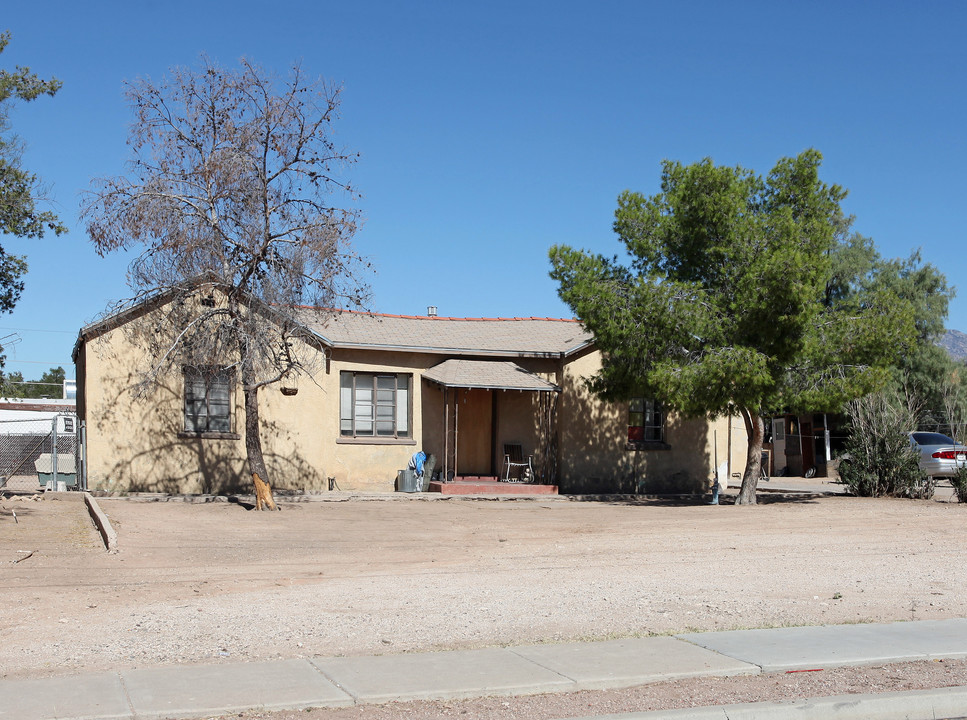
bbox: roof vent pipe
[427,306,437,317]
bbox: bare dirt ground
[2,488,967,719]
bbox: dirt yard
[2,490,967,718]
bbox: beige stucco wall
[79,321,336,494]
[556,349,750,494]
[80,329,440,494]
[80,325,551,494]
[80,323,246,494]
[79,312,748,495]
[325,348,430,491]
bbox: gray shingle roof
[423,359,560,391]
[294,308,593,358]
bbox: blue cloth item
[408,451,427,476]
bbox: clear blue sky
[1,1,965,381]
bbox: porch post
[444,387,449,481]
[491,391,499,477]
[454,390,459,479]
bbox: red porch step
[428,476,558,495]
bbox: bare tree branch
[81,56,371,503]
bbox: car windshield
[911,432,956,446]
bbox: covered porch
[421,359,560,494]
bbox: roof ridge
[296,307,580,323]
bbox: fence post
[79,420,87,491]
[51,416,58,489]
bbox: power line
[3,359,72,365]
[0,326,75,334]
[4,381,65,386]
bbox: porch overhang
[422,359,560,392]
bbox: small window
[628,398,663,443]
[184,367,233,433]
[340,372,411,439]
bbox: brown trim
[425,380,561,391]
[325,342,584,359]
[336,436,417,446]
[178,431,241,440]
[0,402,75,413]
[73,277,332,363]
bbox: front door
[456,388,493,476]
[772,417,786,473]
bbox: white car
[909,432,967,479]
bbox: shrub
[839,392,927,498]
[952,466,967,503]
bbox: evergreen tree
[0,31,65,312]
[550,150,920,504]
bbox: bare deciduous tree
[82,56,369,508]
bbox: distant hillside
[940,329,967,360]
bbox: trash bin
[35,453,78,490]
[396,468,420,492]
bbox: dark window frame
[183,366,236,437]
[626,397,669,450]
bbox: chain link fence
[0,413,85,493]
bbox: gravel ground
[2,488,967,718]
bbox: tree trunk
[241,354,278,511]
[252,470,276,511]
[736,408,764,505]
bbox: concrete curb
[3,625,967,720]
[677,619,967,672]
[559,684,967,719]
[84,491,117,552]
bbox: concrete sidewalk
[3,619,967,720]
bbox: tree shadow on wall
[95,378,323,495]
[558,366,712,496]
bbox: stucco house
[72,291,749,495]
